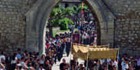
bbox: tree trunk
[48,23,53,37]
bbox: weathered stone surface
[115,17,140,55]
[0,0,37,53]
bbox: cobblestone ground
[52,53,84,70]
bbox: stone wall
[104,0,140,15]
[115,12,140,56]
[104,0,140,55]
[103,0,140,55]
[0,0,37,52]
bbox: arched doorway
[25,0,115,54]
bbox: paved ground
[52,53,84,70]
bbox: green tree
[48,5,76,36]
[78,3,88,11]
[59,17,74,30]
[48,3,88,36]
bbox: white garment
[113,61,118,67]
[11,60,16,64]
[125,64,129,69]
[20,61,27,68]
[0,68,5,70]
[137,59,140,66]
[82,32,89,39]
[121,61,129,70]
[52,40,56,44]
[121,61,125,70]
[0,55,5,63]
[39,68,45,70]
[49,42,52,44]
[67,38,71,42]
[107,59,111,63]
[39,60,44,64]
[100,59,105,65]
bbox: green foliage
[74,3,89,13]
[49,3,89,30]
[50,7,62,18]
[49,5,75,29]
[49,7,63,26]
[63,7,76,16]
[59,18,74,30]
[50,19,59,27]
[50,6,76,18]
[59,18,74,25]
[59,22,68,30]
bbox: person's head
[62,59,66,63]
[21,57,25,61]
[17,48,21,52]
[36,52,39,56]
[80,64,83,67]
[28,62,32,67]
[0,51,4,55]
[124,59,129,64]
[122,57,125,61]
[45,60,50,65]
[39,64,43,68]
[41,54,46,59]
[138,56,140,59]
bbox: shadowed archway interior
[25,0,115,54]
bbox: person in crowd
[15,48,22,60]
[0,52,5,63]
[44,60,51,70]
[0,62,5,70]
[66,37,71,56]
[78,64,86,70]
[121,58,129,70]
[112,59,118,70]
[60,59,68,70]
[136,57,140,70]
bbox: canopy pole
[86,45,89,70]
[107,59,109,70]
[69,26,74,70]
[117,48,120,70]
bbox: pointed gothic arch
[25,0,115,54]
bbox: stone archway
[25,0,115,54]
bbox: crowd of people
[73,21,97,45]
[71,4,97,46]
[58,54,140,70]
[0,48,140,70]
[0,23,140,70]
[45,32,72,62]
[0,21,140,70]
